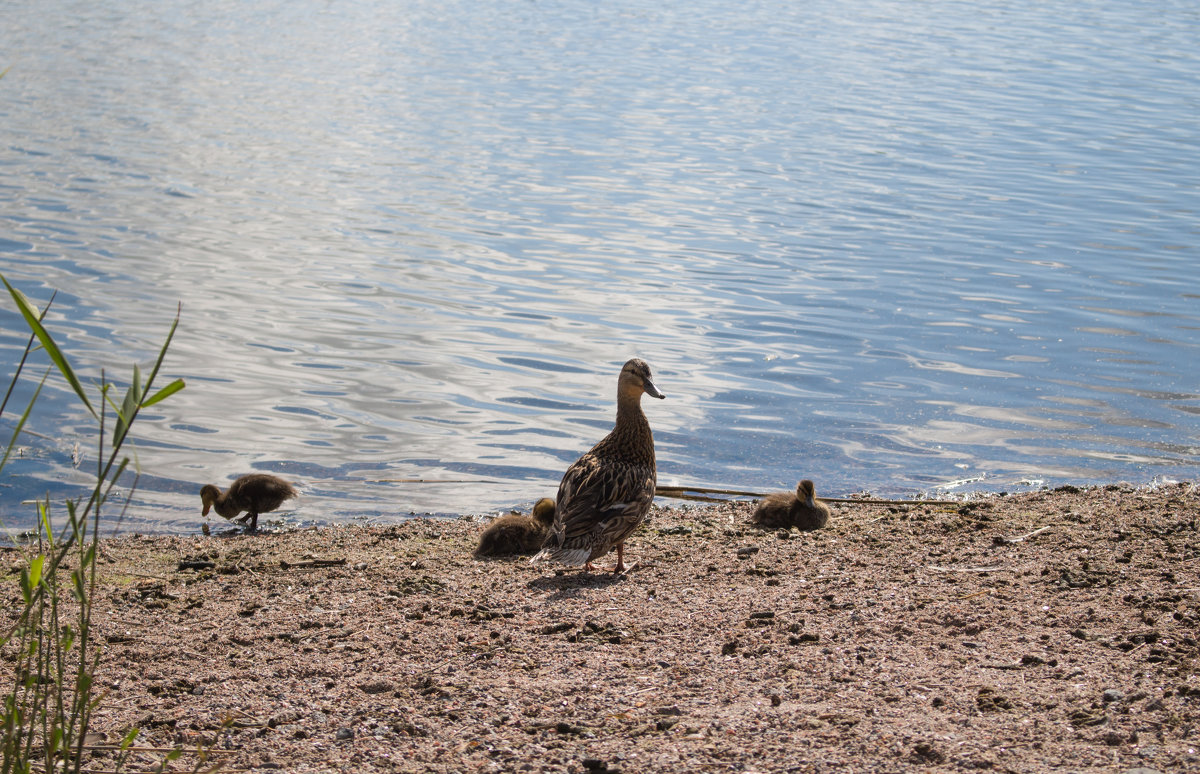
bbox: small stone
[977,686,1014,712]
[1102,689,1124,704]
[359,680,393,695]
[335,727,354,741]
[911,742,945,764]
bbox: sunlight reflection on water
[2,0,1198,533]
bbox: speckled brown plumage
[474,498,556,557]
[532,359,666,573]
[200,473,297,533]
[751,479,830,531]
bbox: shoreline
[10,482,1198,772]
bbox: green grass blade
[1,276,96,418]
[119,727,139,750]
[26,556,44,592]
[0,289,55,420]
[38,499,55,552]
[1,370,47,471]
[112,365,142,448]
[141,377,185,407]
[18,567,32,607]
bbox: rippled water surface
[2,0,1198,533]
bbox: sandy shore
[13,483,1198,773]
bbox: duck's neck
[213,490,242,519]
[597,393,656,466]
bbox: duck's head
[796,479,817,507]
[532,497,556,526]
[619,358,666,401]
[199,484,222,516]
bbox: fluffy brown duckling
[752,479,831,531]
[474,497,556,558]
[200,473,297,533]
[532,358,665,574]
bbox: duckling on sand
[475,497,556,557]
[751,479,830,531]
[200,473,297,533]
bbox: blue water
[2,0,1198,534]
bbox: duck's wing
[230,474,297,511]
[537,454,654,564]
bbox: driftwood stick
[655,485,768,498]
[927,565,1005,573]
[372,478,501,484]
[994,525,1055,544]
[655,484,960,506]
[366,478,962,507]
[279,558,347,570]
[80,744,237,754]
[176,560,215,571]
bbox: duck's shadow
[527,571,625,597]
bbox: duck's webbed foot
[607,544,640,575]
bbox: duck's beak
[202,502,212,516]
[643,376,666,400]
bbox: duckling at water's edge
[532,358,665,574]
[474,497,556,557]
[200,473,297,533]
[751,479,830,531]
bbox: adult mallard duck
[474,497,556,557]
[751,479,830,531]
[532,358,665,573]
[200,473,297,533]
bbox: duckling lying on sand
[474,498,556,557]
[200,473,297,533]
[752,479,830,531]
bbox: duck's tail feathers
[530,546,592,567]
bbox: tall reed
[1,274,185,774]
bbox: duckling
[474,498,556,557]
[751,479,831,531]
[200,473,297,533]
[532,358,665,574]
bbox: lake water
[2,0,1198,535]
